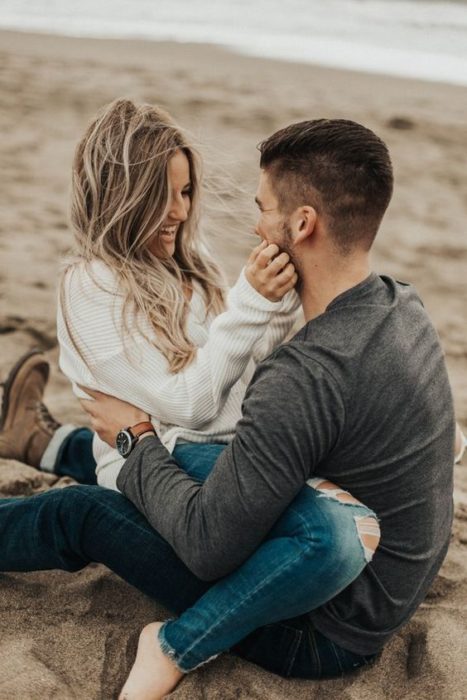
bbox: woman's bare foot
[119,622,184,700]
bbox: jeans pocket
[233,623,303,678]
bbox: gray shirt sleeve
[117,345,345,580]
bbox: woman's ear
[292,206,317,246]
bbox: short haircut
[258,119,393,254]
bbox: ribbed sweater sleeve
[57,261,289,429]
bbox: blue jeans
[2,429,379,678]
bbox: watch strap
[128,421,155,439]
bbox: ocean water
[1,0,467,86]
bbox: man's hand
[78,386,149,448]
[245,241,298,302]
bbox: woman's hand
[78,385,149,447]
[245,241,298,302]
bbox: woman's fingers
[247,239,268,264]
[276,272,299,296]
[275,262,296,284]
[255,243,281,269]
[264,251,290,275]
[245,241,297,301]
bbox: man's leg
[120,476,379,698]
[155,479,379,675]
[0,485,210,612]
[0,481,378,684]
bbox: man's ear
[292,206,317,246]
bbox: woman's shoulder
[58,258,128,355]
[63,258,121,303]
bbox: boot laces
[36,402,62,432]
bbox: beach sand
[0,29,466,699]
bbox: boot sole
[0,350,50,431]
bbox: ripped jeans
[159,446,380,672]
[43,431,380,676]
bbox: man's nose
[254,222,264,239]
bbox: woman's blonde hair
[61,98,226,373]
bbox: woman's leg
[51,427,97,484]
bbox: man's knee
[354,515,381,563]
[308,479,381,563]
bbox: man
[0,119,459,699]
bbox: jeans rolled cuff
[40,424,78,473]
[158,620,221,673]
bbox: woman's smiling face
[149,149,192,258]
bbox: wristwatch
[116,421,155,458]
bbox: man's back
[289,273,454,654]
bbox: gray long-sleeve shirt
[118,273,454,655]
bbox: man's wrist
[115,421,156,457]
[138,431,156,442]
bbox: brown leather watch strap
[128,421,155,439]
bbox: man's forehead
[256,170,276,203]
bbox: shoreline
[1,24,467,89]
[2,28,467,98]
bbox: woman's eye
[182,189,192,198]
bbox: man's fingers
[76,383,104,400]
[79,398,95,416]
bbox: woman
[0,100,381,697]
[57,98,301,491]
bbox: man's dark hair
[258,119,393,254]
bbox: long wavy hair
[61,99,226,373]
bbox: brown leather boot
[0,350,61,467]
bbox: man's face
[255,170,294,257]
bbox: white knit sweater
[57,259,301,490]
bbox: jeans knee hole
[354,515,381,563]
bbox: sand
[0,29,466,699]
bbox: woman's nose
[169,194,189,222]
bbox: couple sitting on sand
[0,99,465,700]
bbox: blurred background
[2,0,467,84]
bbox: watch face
[116,430,132,457]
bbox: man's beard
[280,220,303,294]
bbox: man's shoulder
[266,275,437,391]
[253,338,345,397]
[298,275,430,354]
